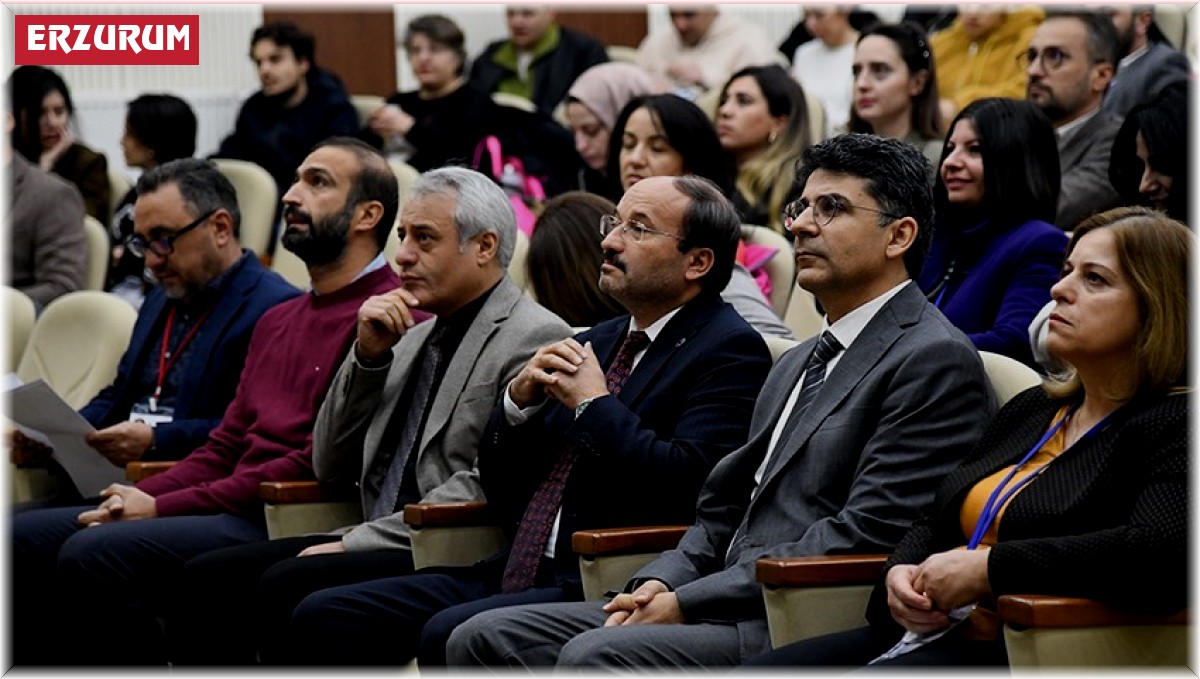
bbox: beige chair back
[107,168,133,220]
[508,229,530,292]
[979,351,1041,407]
[782,285,823,342]
[6,286,36,372]
[82,216,110,291]
[606,45,641,65]
[350,94,386,127]
[763,335,800,365]
[16,291,137,409]
[212,159,277,258]
[740,224,795,316]
[492,92,537,113]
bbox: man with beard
[167,166,574,665]
[10,158,299,501]
[214,21,358,209]
[278,174,773,666]
[1024,12,1122,230]
[1101,5,1190,118]
[10,137,407,666]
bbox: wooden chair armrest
[756,554,889,588]
[571,526,690,557]
[402,501,494,528]
[259,480,358,503]
[125,461,176,483]
[996,594,1190,629]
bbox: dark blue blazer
[479,291,772,586]
[918,218,1067,367]
[79,254,299,460]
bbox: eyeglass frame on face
[1018,45,1075,72]
[125,209,217,258]
[599,214,685,243]
[782,194,903,229]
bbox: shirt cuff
[502,379,546,425]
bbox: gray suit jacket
[1103,41,1191,119]
[312,277,572,551]
[9,154,87,310]
[632,283,995,658]
[1056,111,1122,231]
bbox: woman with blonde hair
[749,205,1191,668]
[715,65,812,235]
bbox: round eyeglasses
[599,214,684,243]
[782,195,902,229]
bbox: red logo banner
[15,15,200,66]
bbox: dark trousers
[11,505,265,665]
[168,534,416,665]
[284,558,576,667]
[743,624,1008,668]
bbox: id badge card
[130,403,174,427]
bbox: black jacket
[469,26,608,115]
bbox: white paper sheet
[8,380,125,497]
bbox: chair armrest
[756,554,888,587]
[402,501,494,528]
[259,480,358,504]
[571,526,689,557]
[996,594,1190,629]
[125,461,175,482]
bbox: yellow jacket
[932,6,1045,113]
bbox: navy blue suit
[281,291,772,665]
[79,253,299,460]
[918,219,1066,368]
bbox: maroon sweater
[138,266,418,518]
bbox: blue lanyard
[967,405,1115,549]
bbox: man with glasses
[449,133,994,669]
[11,138,405,665]
[1024,11,1122,230]
[10,158,298,494]
[277,173,772,666]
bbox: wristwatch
[575,397,596,420]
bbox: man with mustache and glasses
[10,137,405,666]
[9,158,299,501]
[168,166,573,665]
[276,174,772,667]
[1024,12,1123,230]
[449,134,993,670]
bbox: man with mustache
[10,137,404,666]
[279,174,773,666]
[10,158,299,498]
[168,166,574,665]
[448,134,993,670]
[1024,12,1122,230]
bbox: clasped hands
[508,339,608,411]
[602,579,684,627]
[886,547,992,635]
[77,484,157,526]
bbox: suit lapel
[612,296,715,406]
[363,320,431,472]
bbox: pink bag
[472,135,546,237]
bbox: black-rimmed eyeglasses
[126,209,217,258]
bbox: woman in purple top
[917,97,1067,368]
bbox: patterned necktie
[369,326,446,521]
[768,330,843,467]
[500,329,651,593]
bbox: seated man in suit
[10,138,405,666]
[11,158,299,499]
[469,6,608,116]
[167,166,573,665]
[278,174,774,666]
[1024,12,1122,230]
[1102,5,1190,118]
[448,133,996,669]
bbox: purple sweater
[138,266,413,517]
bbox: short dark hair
[137,158,242,239]
[849,22,943,142]
[251,21,316,67]
[404,15,467,77]
[125,94,197,164]
[527,191,625,327]
[310,136,398,252]
[606,94,737,200]
[672,175,740,294]
[1043,10,1121,70]
[1109,82,1190,222]
[796,134,934,278]
[7,65,74,164]
[937,98,1060,229]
